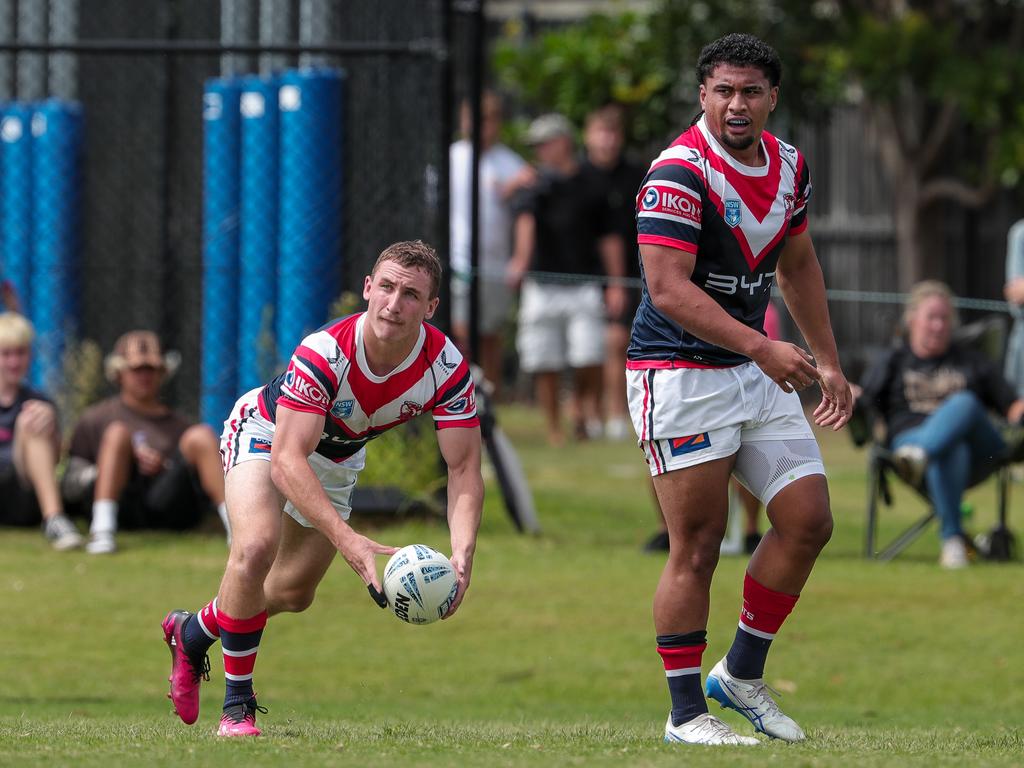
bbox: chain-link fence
[0,0,453,432]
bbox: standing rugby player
[161,240,482,736]
[627,34,852,745]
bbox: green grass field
[2,405,1023,766]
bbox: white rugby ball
[382,544,458,625]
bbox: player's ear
[698,83,707,109]
[363,275,373,300]
[424,296,439,320]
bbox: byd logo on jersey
[668,432,711,456]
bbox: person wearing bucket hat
[64,330,229,554]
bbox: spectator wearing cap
[64,330,229,554]
[0,312,83,549]
[506,113,627,445]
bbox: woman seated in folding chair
[854,281,1024,569]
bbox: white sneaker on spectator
[605,416,631,441]
[43,515,84,551]
[893,445,927,487]
[663,712,760,746]
[86,531,117,555]
[940,536,968,569]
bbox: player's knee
[667,534,722,581]
[226,538,277,581]
[788,509,833,553]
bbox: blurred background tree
[494,0,1024,288]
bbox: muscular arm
[436,425,484,618]
[640,242,819,391]
[270,407,394,591]
[775,230,853,428]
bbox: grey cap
[525,113,574,145]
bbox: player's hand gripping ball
[382,544,458,625]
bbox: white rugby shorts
[219,388,365,527]
[516,279,605,372]
[626,362,824,501]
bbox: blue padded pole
[0,104,33,316]
[238,74,279,390]
[29,100,82,394]
[276,68,343,358]
[201,78,241,427]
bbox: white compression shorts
[626,361,825,504]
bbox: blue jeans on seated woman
[890,390,1008,541]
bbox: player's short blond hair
[0,312,34,349]
[904,280,959,329]
[371,240,443,299]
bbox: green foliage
[494,1,1024,189]
[493,10,677,147]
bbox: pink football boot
[217,698,267,737]
[161,610,209,725]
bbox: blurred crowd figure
[0,318,230,554]
[63,331,230,553]
[0,312,82,549]
[449,91,533,398]
[582,103,649,442]
[1002,217,1024,397]
[506,112,627,445]
[854,281,1024,568]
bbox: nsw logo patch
[724,198,742,227]
[331,399,354,419]
[668,432,711,456]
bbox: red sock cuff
[657,643,707,672]
[217,609,268,634]
[197,600,220,637]
[740,572,799,636]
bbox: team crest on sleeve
[783,193,795,221]
[724,199,742,227]
[331,399,354,419]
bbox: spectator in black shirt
[582,103,649,441]
[507,113,627,445]
[855,281,1024,568]
[0,312,83,549]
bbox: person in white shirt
[449,90,533,398]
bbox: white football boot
[705,658,805,742]
[663,712,760,746]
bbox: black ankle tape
[657,630,707,648]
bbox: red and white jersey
[254,313,478,462]
[628,115,811,367]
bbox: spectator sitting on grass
[63,330,230,554]
[0,311,83,550]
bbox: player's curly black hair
[695,33,781,88]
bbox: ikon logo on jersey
[639,184,700,225]
[283,365,330,408]
[668,432,711,456]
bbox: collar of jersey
[697,116,770,178]
[354,313,426,383]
